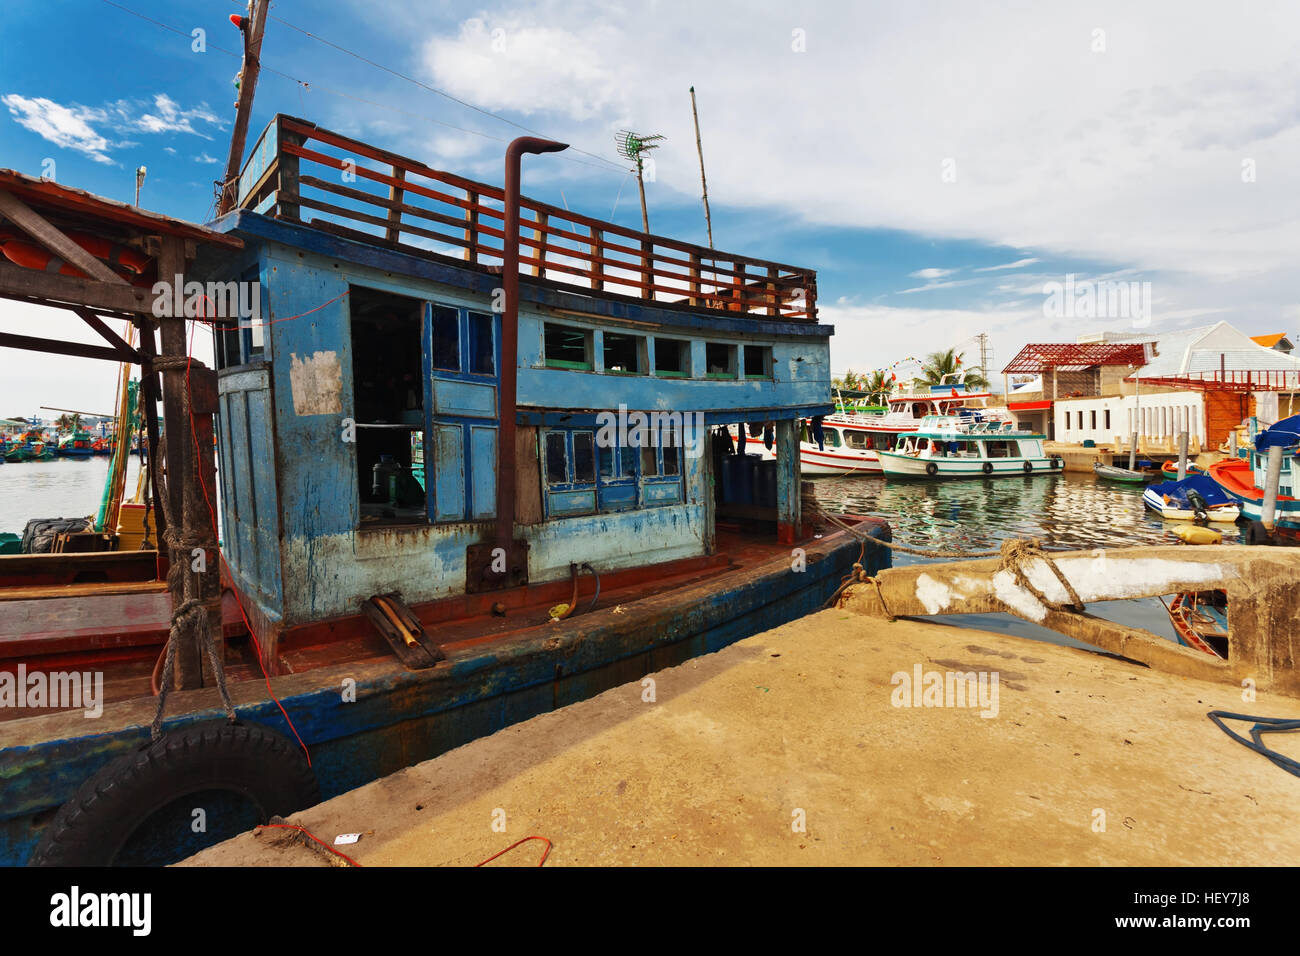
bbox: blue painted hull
[0,524,888,865]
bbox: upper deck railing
[235,116,817,322]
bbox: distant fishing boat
[1160,460,1204,478]
[1208,414,1300,527]
[1142,474,1241,523]
[1093,462,1148,484]
[1165,591,1229,659]
[876,415,1060,478]
[56,430,95,458]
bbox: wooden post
[766,266,778,317]
[1177,431,1188,480]
[532,211,548,278]
[688,251,701,307]
[385,166,406,243]
[590,226,604,291]
[277,122,302,222]
[775,418,801,544]
[1262,445,1284,531]
[464,189,479,264]
[641,237,653,302]
[1128,432,1138,470]
[217,0,270,215]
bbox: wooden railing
[236,116,817,321]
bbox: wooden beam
[217,0,271,214]
[0,189,129,286]
[0,331,124,362]
[72,308,141,362]
[0,261,152,314]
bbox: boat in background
[1165,591,1229,659]
[1094,462,1149,484]
[1208,414,1300,527]
[1143,474,1241,522]
[733,375,1011,476]
[876,415,1060,478]
[1160,460,1205,478]
[56,429,95,458]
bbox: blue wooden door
[424,304,500,522]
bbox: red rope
[475,836,552,867]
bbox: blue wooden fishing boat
[0,121,889,865]
[1207,415,1300,527]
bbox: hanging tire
[1023,461,1033,474]
[982,462,994,475]
[925,462,939,476]
[1050,456,1062,469]
[28,720,318,867]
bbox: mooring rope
[149,354,236,741]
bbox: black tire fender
[925,461,939,476]
[28,720,318,867]
[982,462,994,475]
[1023,461,1033,474]
[1051,456,1062,469]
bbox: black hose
[580,562,600,612]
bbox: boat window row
[541,322,772,381]
[540,425,685,517]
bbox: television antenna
[615,130,664,232]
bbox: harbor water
[1,456,145,536]
[810,470,1233,649]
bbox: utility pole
[217,0,270,215]
[976,332,992,385]
[689,87,713,248]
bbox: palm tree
[863,369,893,404]
[55,413,72,434]
[922,348,989,389]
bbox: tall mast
[217,0,270,215]
[689,87,714,248]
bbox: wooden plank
[385,166,406,243]
[464,189,479,264]
[590,227,604,291]
[0,331,127,363]
[72,308,141,362]
[0,190,129,286]
[0,262,152,314]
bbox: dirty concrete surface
[182,610,1300,866]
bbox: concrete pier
[182,610,1300,866]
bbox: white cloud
[1,95,113,163]
[194,152,220,164]
[128,93,223,138]
[908,267,957,279]
[975,258,1040,272]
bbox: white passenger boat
[730,376,1010,476]
[876,415,1062,479]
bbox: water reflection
[811,471,1228,647]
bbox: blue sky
[2,0,1297,413]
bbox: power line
[224,0,627,172]
[97,0,630,178]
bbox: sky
[1,0,1297,416]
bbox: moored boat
[876,415,1060,478]
[1165,591,1229,659]
[56,429,95,458]
[1160,460,1204,478]
[1093,462,1149,484]
[1207,415,1300,527]
[1142,474,1241,522]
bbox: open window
[349,286,426,526]
[653,337,690,378]
[603,332,644,374]
[705,342,737,379]
[544,323,592,370]
[743,345,772,380]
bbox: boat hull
[877,451,1057,478]
[0,520,890,866]
[1208,458,1300,527]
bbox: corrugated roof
[1136,321,1300,378]
[1002,343,1146,373]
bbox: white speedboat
[876,415,1062,479]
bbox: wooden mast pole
[216,0,270,216]
[689,86,714,249]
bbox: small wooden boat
[1165,591,1228,659]
[1160,460,1204,477]
[1143,474,1241,523]
[1093,461,1149,483]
